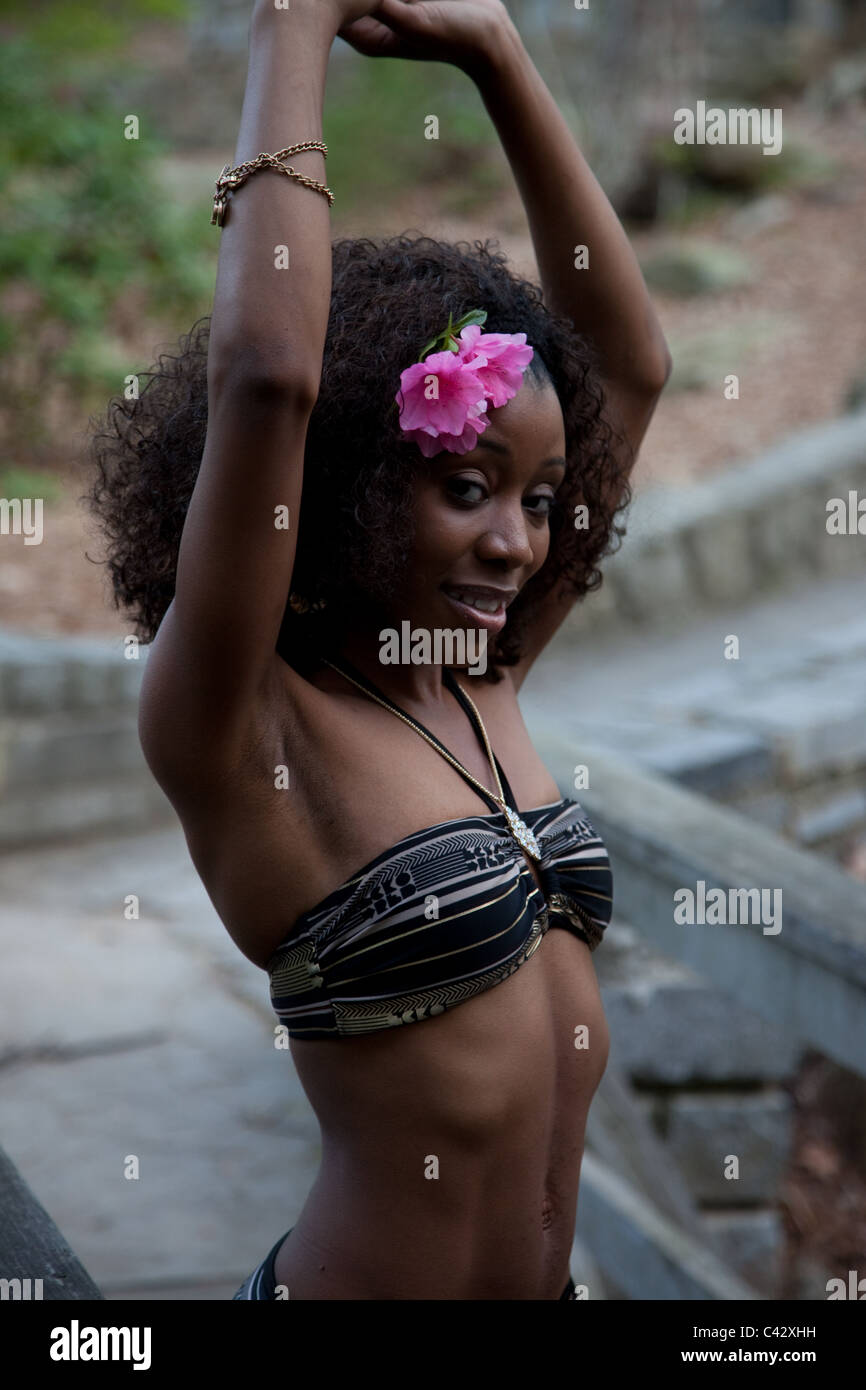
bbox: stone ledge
[665,1091,792,1204]
[0,713,146,791]
[577,1150,762,1300]
[700,1209,786,1297]
[0,630,144,715]
[569,408,866,632]
[530,727,866,1077]
[0,1145,103,1300]
[0,631,168,849]
[0,776,175,849]
[597,921,801,1084]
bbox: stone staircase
[0,631,170,848]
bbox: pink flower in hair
[395,309,535,457]
[455,324,534,409]
[395,348,489,458]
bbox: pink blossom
[396,347,489,457]
[395,326,535,457]
[456,325,535,408]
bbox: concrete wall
[0,631,170,848]
[570,408,866,636]
[529,727,866,1298]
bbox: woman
[88,0,670,1299]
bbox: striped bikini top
[268,663,613,1040]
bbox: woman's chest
[264,659,564,827]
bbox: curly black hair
[85,232,632,681]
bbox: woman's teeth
[448,589,504,613]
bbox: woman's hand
[325,0,393,24]
[336,0,515,79]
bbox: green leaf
[416,306,486,362]
[454,308,487,331]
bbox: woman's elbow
[645,342,673,396]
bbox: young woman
[88,0,670,1299]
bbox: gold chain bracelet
[212,141,332,226]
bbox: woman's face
[392,377,567,637]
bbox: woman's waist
[289,932,608,1136]
[308,1064,564,1152]
[291,968,566,1140]
[304,1069,587,1237]
[283,1175,577,1299]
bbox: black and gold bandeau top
[267,661,613,1039]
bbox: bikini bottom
[232,1227,578,1301]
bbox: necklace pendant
[504,805,542,861]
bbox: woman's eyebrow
[475,437,567,469]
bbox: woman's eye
[525,493,557,517]
[446,477,486,504]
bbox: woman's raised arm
[471,14,672,440]
[336,0,672,683]
[472,10,673,680]
[140,0,362,783]
[206,0,343,389]
[339,1,671,451]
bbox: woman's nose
[474,509,536,569]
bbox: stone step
[0,631,142,716]
[570,407,866,633]
[1,712,146,791]
[664,1091,792,1205]
[0,774,174,849]
[524,570,866,862]
[699,1209,788,1298]
[0,631,161,849]
[597,923,802,1084]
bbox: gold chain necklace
[321,659,542,861]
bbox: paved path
[524,571,866,758]
[0,826,318,1299]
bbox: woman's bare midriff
[276,925,609,1299]
[175,659,610,1299]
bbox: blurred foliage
[0,0,187,57]
[0,465,62,502]
[653,130,841,196]
[0,0,502,466]
[0,0,186,45]
[637,129,843,229]
[664,316,786,394]
[0,0,214,463]
[323,57,499,212]
[639,242,753,298]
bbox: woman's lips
[440,585,514,633]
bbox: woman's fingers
[363,0,437,35]
[331,0,393,23]
[337,14,406,55]
[339,1,494,67]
